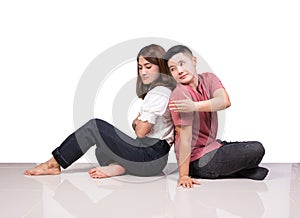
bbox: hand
[169,93,197,112]
[132,113,140,130]
[177,175,200,188]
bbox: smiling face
[167,52,198,86]
[138,56,160,85]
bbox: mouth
[179,74,187,80]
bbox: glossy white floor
[0,163,299,218]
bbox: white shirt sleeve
[138,86,171,124]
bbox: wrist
[194,101,200,111]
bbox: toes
[88,168,108,179]
[88,168,97,174]
[90,173,102,179]
[24,169,34,175]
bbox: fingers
[169,103,178,112]
[192,179,201,185]
[177,181,195,188]
[169,98,194,112]
[169,102,179,109]
[169,101,185,112]
[177,178,200,189]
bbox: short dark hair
[164,45,193,61]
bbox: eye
[179,61,185,66]
[145,64,152,69]
[170,67,175,72]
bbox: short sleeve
[138,86,171,124]
[202,72,225,96]
[169,84,194,126]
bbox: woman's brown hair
[136,44,177,99]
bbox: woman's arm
[169,88,231,113]
[134,119,152,138]
[132,113,152,138]
[135,86,170,138]
[132,113,140,130]
[176,125,200,188]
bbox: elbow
[135,130,146,138]
[135,121,152,138]
[136,131,146,138]
[225,98,231,108]
[135,128,147,138]
[218,98,231,110]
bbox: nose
[177,66,184,74]
[140,68,147,75]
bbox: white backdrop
[0,0,299,163]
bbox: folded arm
[132,113,152,138]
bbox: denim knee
[252,141,265,159]
[85,118,99,128]
[92,118,108,129]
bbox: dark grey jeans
[52,119,170,176]
[189,140,266,179]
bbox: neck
[189,75,199,89]
[147,83,153,91]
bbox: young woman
[24,44,177,178]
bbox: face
[138,56,160,85]
[167,52,197,85]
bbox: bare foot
[88,164,125,179]
[24,157,61,176]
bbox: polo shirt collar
[196,74,203,95]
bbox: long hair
[136,44,177,99]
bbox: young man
[165,45,269,188]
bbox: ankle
[237,167,269,180]
[108,163,126,174]
[47,157,60,168]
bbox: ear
[192,56,197,65]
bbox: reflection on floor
[0,163,299,218]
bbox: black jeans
[189,140,265,179]
[52,119,170,176]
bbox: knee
[78,119,104,137]
[85,118,103,129]
[89,118,108,129]
[83,118,96,126]
[87,118,113,137]
[251,141,265,158]
[86,118,100,124]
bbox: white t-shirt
[138,86,174,145]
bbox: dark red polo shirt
[170,72,224,162]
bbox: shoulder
[143,86,171,103]
[148,86,172,97]
[172,83,190,93]
[199,72,219,81]
[170,83,192,100]
[199,72,224,93]
[141,86,171,115]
